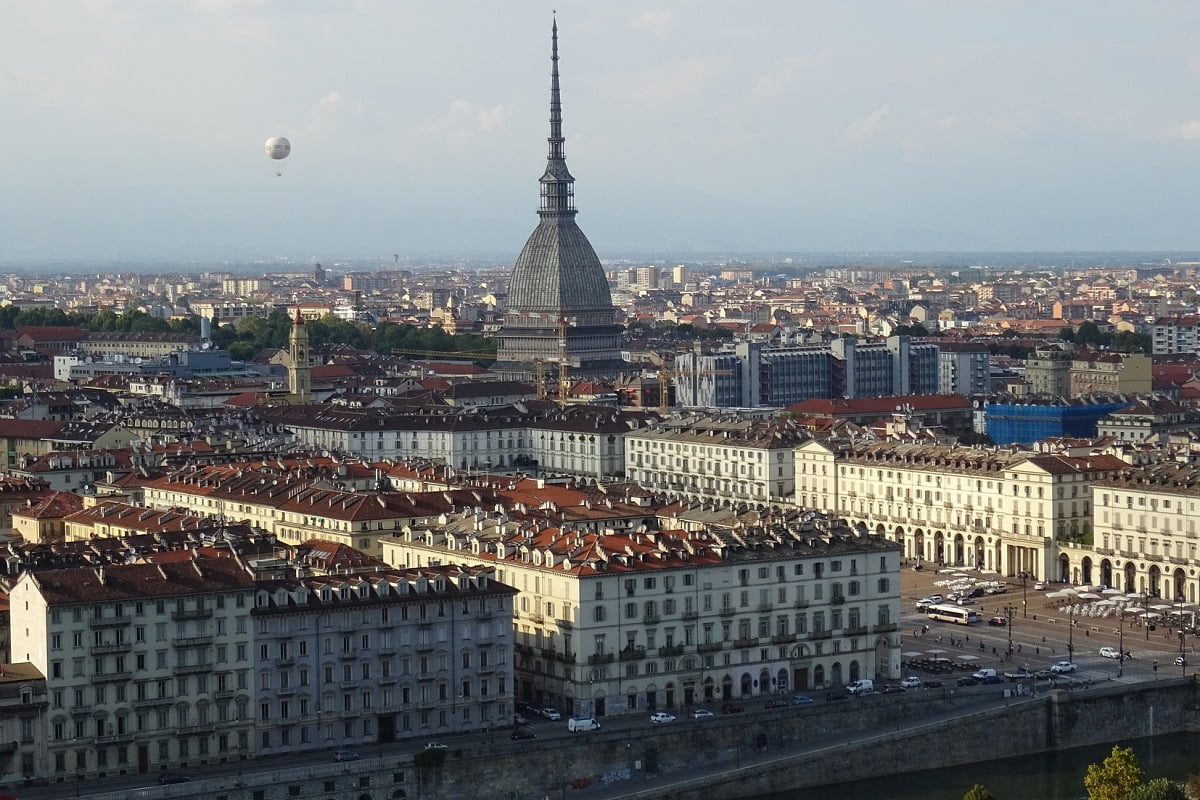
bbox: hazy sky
[2,1,1200,264]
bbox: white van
[846,679,874,696]
[567,717,601,732]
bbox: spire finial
[538,13,575,217]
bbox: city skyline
[3,2,1200,263]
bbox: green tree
[961,784,996,800]
[1123,778,1186,800]
[1076,321,1109,348]
[1085,745,1144,800]
[1112,331,1151,354]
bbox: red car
[720,702,744,714]
[988,616,1007,626]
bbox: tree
[1085,745,1144,800]
[1123,778,1187,800]
[961,784,996,800]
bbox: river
[770,733,1200,800]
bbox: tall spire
[540,14,575,218]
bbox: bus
[926,604,982,625]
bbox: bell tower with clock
[288,310,312,403]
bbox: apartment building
[250,562,516,758]
[1086,463,1200,601]
[8,559,257,783]
[381,516,901,718]
[1152,316,1200,356]
[795,439,1127,581]
[624,415,805,507]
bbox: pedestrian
[1036,646,1040,655]
[1018,644,1022,653]
[992,646,997,655]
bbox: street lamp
[1019,572,1029,619]
[1118,610,1125,679]
[1004,605,1016,655]
[1179,595,1187,676]
[1068,604,1075,664]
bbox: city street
[899,565,1195,684]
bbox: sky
[2,1,1200,265]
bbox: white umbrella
[1046,590,1071,599]
[1127,592,1148,600]
[1078,593,1102,600]
[1151,604,1172,611]
[902,652,923,657]
[957,654,980,661]
[927,649,946,655]
[1094,599,1117,606]
[1102,588,1123,596]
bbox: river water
[768,733,1200,800]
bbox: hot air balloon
[264,137,291,160]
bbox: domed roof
[508,217,613,313]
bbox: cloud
[476,103,512,132]
[629,9,673,38]
[1166,119,1200,140]
[310,90,344,116]
[752,51,831,99]
[416,99,511,142]
[842,104,890,148]
[626,58,714,106]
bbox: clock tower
[288,310,312,403]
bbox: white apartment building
[259,404,645,479]
[795,439,1128,582]
[8,559,257,784]
[625,415,804,507]
[250,563,517,757]
[1085,464,1200,601]
[381,516,901,718]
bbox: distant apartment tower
[1023,346,1073,397]
[1152,316,1200,355]
[937,343,991,396]
[673,337,938,408]
[671,265,687,287]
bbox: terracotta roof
[24,557,254,604]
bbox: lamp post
[1019,571,1029,619]
[1118,611,1125,679]
[1179,595,1187,676]
[1068,604,1075,664]
[1004,605,1016,655]
[1145,590,1151,641]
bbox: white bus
[926,604,982,625]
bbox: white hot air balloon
[265,137,291,160]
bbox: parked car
[899,676,923,689]
[988,616,1007,627]
[691,708,715,719]
[1050,661,1077,674]
[972,668,997,680]
[792,694,815,706]
[881,684,905,694]
[513,713,527,726]
[1099,646,1121,659]
[720,702,745,714]
[424,742,448,750]
[956,677,979,687]
[649,712,676,724]
[980,675,1004,685]
[510,728,537,740]
[765,699,789,709]
[159,774,190,785]
[1034,581,1047,590]
[923,680,944,689]
[824,691,848,701]
[540,708,562,721]
[1034,669,1056,680]
[333,750,360,762]
[924,594,944,604]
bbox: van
[846,679,874,695]
[567,717,600,732]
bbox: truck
[1003,668,1033,681]
[971,668,997,680]
[567,717,600,732]
[846,679,874,695]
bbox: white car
[423,742,448,750]
[923,594,944,604]
[691,708,714,719]
[1050,661,1077,674]
[900,676,923,689]
[649,712,676,724]
[1099,646,1121,659]
[541,708,562,721]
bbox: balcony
[658,644,685,658]
[1094,548,1114,556]
[133,696,173,708]
[718,606,736,618]
[173,663,212,676]
[732,637,758,648]
[380,674,398,684]
[873,623,898,633]
[338,651,357,661]
[172,608,213,622]
[476,610,493,620]
[587,652,615,666]
[554,618,573,629]
[214,689,236,700]
[274,656,294,668]
[93,671,133,683]
[89,615,131,629]
[770,634,797,645]
[173,635,213,648]
[96,732,136,745]
[757,602,774,613]
[90,642,132,656]
[528,612,545,625]
[794,599,810,609]
[619,646,647,662]
[1145,554,1163,563]
[642,613,661,625]
[176,723,215,736]
[681,610,699,621]
[514,643,534,655]
[843,626,869,637]
[809,630,832,640]
[416,643,435,654]
[697,642,722,653]
[831,595,846,606]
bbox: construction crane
[557,315,570,406]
